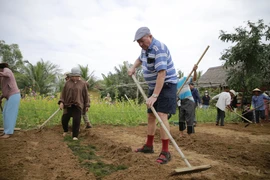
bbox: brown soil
[1,122,270,180]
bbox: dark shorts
[147,83,177,114]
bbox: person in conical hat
[251,88,270,124]
[252,88,261,92]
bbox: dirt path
[1,123,270,180]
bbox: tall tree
[21,59,60,95]
[0,40,23,72]
[195,70,203,85]
[54,74,66,93]
[177,70,184,78]
[219,19,270,102]
[78,64,97,91]
[101,62,145,102]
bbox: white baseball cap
[229,90,236,96]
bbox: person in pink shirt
[0,63,21,139]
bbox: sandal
[0,134,10,139]
[135,144,154,153]
[156,151,171,164]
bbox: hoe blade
[171,165,211,176]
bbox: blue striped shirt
[139,38,177,90]
[177,77,194,101]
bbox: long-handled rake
[37,108,60,131]
[230,101,270,126]
[230,110,253,127]
[125,51,211,175]
[176,46,209,95]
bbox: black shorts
[147,83,177,114]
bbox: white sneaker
[63,132,68,137]
[73,137,78,141]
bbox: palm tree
[177,70,184,78]
[78,64,97,91]
[195,70,203,85]
[21,59,60,95]
[101,61,146,102]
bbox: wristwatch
[152,94,158,98]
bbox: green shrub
[0,95,240,129]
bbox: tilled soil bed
[1,122,270,180]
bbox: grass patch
[82,161,127,179]
[64,136,127,179]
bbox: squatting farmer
[128,27,178,164]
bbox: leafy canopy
[219,19,270,96]
[101,61,145,102]
[0,40,23,72]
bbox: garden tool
[0,128,21,131]
[230,102,265,123]
[176,46,210,96]
[125,56,211,175]
[38,108,60,130]
[231,101,270,126]
[230,110,253,127]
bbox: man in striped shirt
[128,27,177,164]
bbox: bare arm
[191,64,198,82]
[128,59,142,76]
